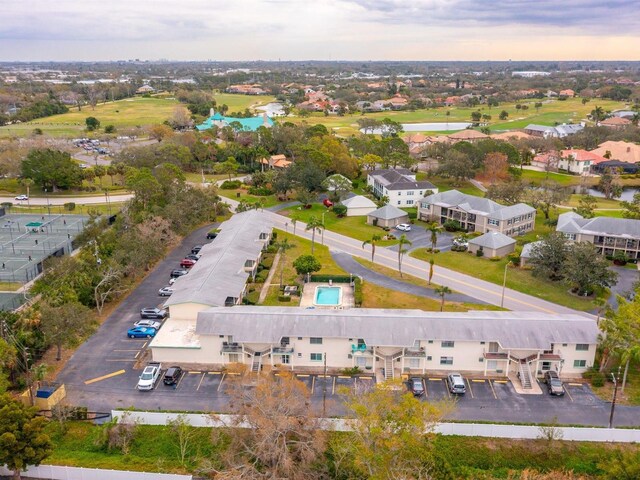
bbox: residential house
[260,154,291,170]
[600,117,632,129]
[447,129,489,143]
[150,307,599,380]
[491,131,533,141]
[559,89,575,97]
[418,190,536,237]
[163,211,273,320]
[227,84,267,95]
[340,195,377,217]
[366,204,410,228]
[520,241,544,266]
[533,149,607,175]
[367,169,438,207]
[135,85,155,94]
[591,160,640,175]
[557,212,640,259]
[591,141,640,164]
[468,232,516,258]
[524,123,584,138]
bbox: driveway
[386,226,455,253]
[608,265,639,310]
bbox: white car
[14,195,28,201]
[452,237,469,247]
[158,286,174,297]
[137,363,162,391]
[134,319,162,330]
[395,223,412,232]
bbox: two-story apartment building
[150,308,599,381]
[418,190,536,236]
[557,212,640,259]
[367,169,438,207]
[164,210,273,320]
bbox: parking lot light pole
[500,262,509,308]
[609,368,620,428]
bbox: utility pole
[500,262,508,308]
[608,366,621,428]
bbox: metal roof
[195,307,599,350]
[341,195,376,209]
[557,212,640,238]
[469,231,516,249]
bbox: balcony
[540,353,562,361]
[351,344,373,355]
[272,345,294,355]
[404,347,426,357]
[483,350,508,360]
[221,342,243,353]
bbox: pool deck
[300,282,355,309]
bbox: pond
[575,187,640,201]
[363,122,472,134]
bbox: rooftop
[368,169,436,191]
[469,231,516,249]
[421,190,534,219]
[557,212,640,239]
[367,204,408,220]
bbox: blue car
[127,326,157,339]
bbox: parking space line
[428,377,441,381]
[338,375,351,379]
[84,369,126,384]
[105,359,137,362]
[564,386,574,402]
[142,341,147,348]
[175,372,186,389]
[445,380,451,398]
[134,351,140,359]
[494,379,508,384]
[358,376,373,380]
[311,376,315,394]
[466,378,474,399]
[209,371,221,375]
[471,379,485,383]
[489,380,497,399]
[188,371,200,374]
[217,373,226,392]
[297,374,310,378]
[568,383,582,386]
[113,349,139,352]
[196,372,206,391]
[332,376,336,395]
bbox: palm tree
[362,234,382,262]
[435,285,452,312]
[19,177,34,207]
[275,238,294,289]
[397,234,412,277]
[428,258,435,285]
[305,216,324,255]
[591,105,605,125]
[426,222,441,251]
[291,216,298,235]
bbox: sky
[1,0,639,61]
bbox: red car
[323,198,333,208]
[180,258,196,268]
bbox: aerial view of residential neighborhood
[1,1,640,479]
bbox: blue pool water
[315,287,341,306]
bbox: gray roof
[368,169,436,191]
[422,190,533,220]
[164,211,272,307]
[367,204,409,220]
[341,195,376,209]
[195,307,599,350]
[488,203,536,220]
[557,212,640,238]
[469,231,516,249]
[525,124,554,133]
[520,240,544,259]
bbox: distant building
[468,231,516,258]
[524,123,584,138]
[599,117,632,129]
[135,85,155,94]
[260,154,291,170]
[512,71,551,78]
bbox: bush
[341,366,363,376]
[265,245,278,253]
[333,204,347,217]
[63,202,76,211]
[247,186,274,196]
[507,252,521,265]
[353,278,363,307]
[260,255,274,269]
[489,256,502,262]
[612,251,628,266]
[254,270,269,283]
[277,295,292,302]
[591,373,605,387]
[220,180,242,189]
[443,220,462,232]
[476,248,484,257]
[243,291,260,305]
[406,210,417,220]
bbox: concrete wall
[167,302,211,321]
[346,206,376,217]
[0,465,191,480]
[468,243,515,258]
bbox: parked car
[170,269,188,278]
[127,326,157,338]
[14,194,28,201]
[395,223,412,232]
[184,254,201,262]
[168,277,177,286]
[140,307,167,319]
[409,377,425,397]
[158,286,174,297]
[206,231,218,240]
[163,366,183,386]
[137,362,162,391]
[544,371,565,396]
[191,245,203,254]
[323,198,333,208]
[452,236,469,247]
[180,258,196,268]
[447,373,466,394]
[134,319,162,330]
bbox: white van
[447,373,466,395]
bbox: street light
[609,366,622,428]
[500,262,509,308]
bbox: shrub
[433,249,440,254]
[293,255,321,275]
[507,252,521,265]
[443,220,462,232]
[333,204,347,217]
[406,210,417,220]
[265,245,278,253]
[220,180,242,189]
[341,366,362,376]
[247,186,274,196]
[243,291,260,305]
[277,295,292,302]
[260,255,274,269]
[353,277,363,307]
[476,247,484,257]
[612,251,628,266]
[489,256,502,262]
[254,270,269,283]
[63,202,76,211]
[590,373,605,387]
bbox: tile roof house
[557,212,640,259]
[447,129,489,142]
[600,117,632,129]
[559,89,575,97]
[418,190,536,237]
[533,149,607,175]
[367,169,438,207]
[491,131,533,141]
[260,154,291,170]
[591,141,640,164]
[468,231,516,258]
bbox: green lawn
[211,93,276,113]
[410,249,600,311]
[417,174,485,196]
[6,202,124,216]
[280,203,399,244]
[0,96,180,138]
[519,169,584,186]
[218,188,280,208]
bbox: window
[488,219,500,226]
[310,337,323,345]
[356,356,367,367]
[407,200,414,205]
[407,191,414,196]
[441,340,455,348]
[397,201,401,205]
[426,356,432,361]
[576,344,589,351]
[428,340,433,344]
[573,359,587,368]
[310,353,323,362]
[440,356,453,365]
[409,358,420,368]
[541,361,551,371]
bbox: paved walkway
[331,251,485,304]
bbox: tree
[104,124,116,134]
[590,105,605,124]
[93,262,126,315]
[168,414,198,467]
[322,173,352,201]
[486,179,529,205]
[435,285,452,311]
[470,111,482,122]
[39,301,95,361]
[219,156,239,180]
[293,254,321,276]
[565,242,617,296]
[148,124,173,142]
[213,373,327,479]
[529,232,570,281]
[93,164,106,186]
[333,379,453,480]
[598,168,622,200]
[357,118,382,134]
[426,222,441,251]
[534,102,543,112]
[573,194,598,218]
[305,216,324,254]
[482,152,510,184]
[275,238,294,289]
[21,149,83,191]
[85,116,100,131]
[428,258,435,285]
[397,234,412,278]
[359,153,382,171]
[18,178,33,201]
[0,395,52,480]
[362,234,382,262]
[437,150,474,186]
[169,106,193,130]
[499,110,509,120]
[621,192,640,219]
[525,181,570,220]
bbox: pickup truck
[137,362,162,391]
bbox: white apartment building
[150,307,599,381]
[367,169,438,207]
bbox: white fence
[0,465,191,480]
[112,410,640,443]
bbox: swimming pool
[314,286,342,306]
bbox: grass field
[0,96,180,138]
[211,93,277,113]
[288,98,628,136]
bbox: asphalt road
[3,194,134,206]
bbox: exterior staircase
[251,354,262,373]
[518,361,532,389]
[384,356,394,380]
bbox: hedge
[309,274,353,283]
[260,254,275,269]
[220,180,242,189]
